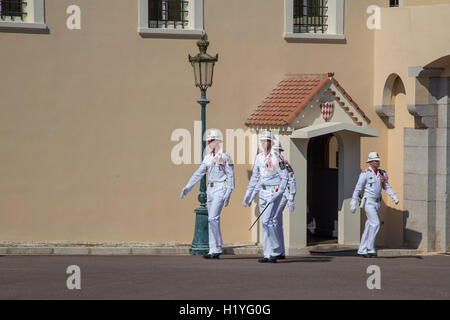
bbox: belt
[208,181,227,187]
[261,185,278,191]
[365,196,381,203]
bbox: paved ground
[0,254,449,299]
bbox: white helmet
[366,151,381,163]
[205,129,223,142]
[272,139,284,151]
[259,130,274,141]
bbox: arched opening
[391,76,406,104]
[424,54,450,69]
[382,73,406,107]
[307,133,339,245]
[377,73,407,129]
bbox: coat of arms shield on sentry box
[320,102,334,122]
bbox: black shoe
[274,254,285,260]
[358,253,369,258]
[204,253,221,259]
[258,258,270,263]
[268,256,278,263]
[368,252,377,258]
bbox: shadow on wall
[365,200,422,250]
[402,209,423,250]
[246,169,252,183]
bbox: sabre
[249,200,272,231]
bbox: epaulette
[287,164,293,173]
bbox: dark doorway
[307,134,339,245]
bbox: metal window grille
[390,0,399,7]
[293,0,328,34]
[0,0,27,21]
[148,0,189,29]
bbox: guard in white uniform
[249,140,296,259]
[243,131,289,263]
[272,140,296,258]
[181,129,235,259]
[350,152,399,257]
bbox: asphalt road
[0,254,449,300]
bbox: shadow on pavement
[220,256,333,263]
[310,251,358,257]
[280,257,333,263]
[310,251,425,259]
[375,256,424,260]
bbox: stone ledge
[5,247,54,255]
[407,104,438,129]
[132,247,190,255]
[0,244,263,256]
[53,247,90,255]
[89,248,132,255]
[375,105,395,129]
[377,249,423,257]
[223,246,263,255]
[0,241,193,248]
[0,245,431,257]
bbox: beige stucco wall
[0,0,412,245]
[404,0,450,6]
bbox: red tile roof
[245,73,370,127]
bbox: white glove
[180,187,189,199]
[288,193,295,202]
[243,192,252,207]
[249,190,258,204]
[288,200,295,213]
[224,190,232,207]
[350,199,357,213]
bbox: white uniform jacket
[250,154,296,202]
[351,167,398,204]
[244,150,288,205]
[184,149,235,195]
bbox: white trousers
[206,185,226,254]
[273,194,288,256]
[259,188,283,258]
[358,200,381,254]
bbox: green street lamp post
[188,33,218,255]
